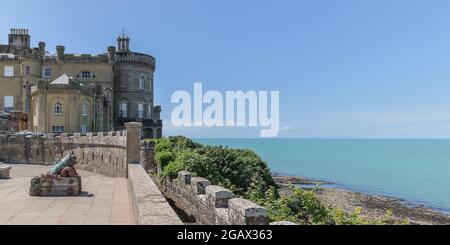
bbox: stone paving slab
[0,164,134,225]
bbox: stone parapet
[161,170,269,225]
[128,164,183,225]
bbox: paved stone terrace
[0,164,134,225]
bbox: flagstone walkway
[0,164,134,225]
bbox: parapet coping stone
[191,177,211,194]
[206,185,234,199]
[125,122,143,128]
[205,185,234,208]
[270,221,298,225]
[228,198,268,217]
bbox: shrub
[263,186,334,225]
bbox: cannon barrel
[49,153,77,175]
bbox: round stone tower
[113,33,161,138]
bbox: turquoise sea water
[195,139,450,212]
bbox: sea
[195,139,450,213]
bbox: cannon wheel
[61,167,76,177]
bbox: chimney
[56,45,65,61]
[107,46,116,62]
[38,41,46,55]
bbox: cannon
[30,152,81,196]
[49,153,77,175]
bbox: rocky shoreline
[272,173,450,225]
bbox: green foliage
[160,158,184,181]
[332,207,409,225]
[155,151,174,169]
[332,207,369,225]
[263,186,334,225]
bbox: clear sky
[2,0,450,138]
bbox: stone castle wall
[0,131,128,177]
[0,111,28,133]
[0,122,144,177]
[160,170,269,225]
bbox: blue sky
[2,0,450,138]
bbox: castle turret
[113,31,160,136]
[8,28,30,50]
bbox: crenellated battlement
[160,170,270,225]
[115,52,155,70]
[0,129,130,177]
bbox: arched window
[139,76,145,89]
[54,102,63,115]
[119,101,128,118]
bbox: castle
[0,28,162,138]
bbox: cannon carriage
[30,153,82,196]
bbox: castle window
[139,76,145,89]
[82,102,89,117]
[138,103,144,119]
[52,126,65,133]
[4,66,14,77]
[52,126,64,133]
[119,102,128,118]
[54,102,63,115]
[25,66,30,75]
[80,124,88,134]
[43,67,51,77]
[3,96,13,112]
[81,71,91,78]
